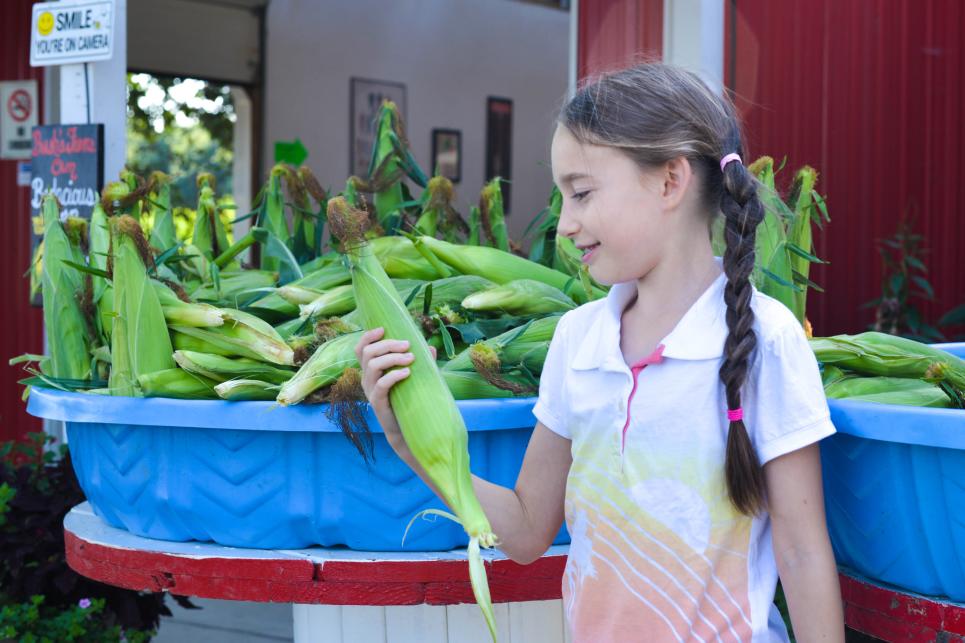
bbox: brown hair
[559,63,766,515]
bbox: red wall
[579,0,965,337]
[1,0,44,440]
[578,0,663,79]
[728,0,965,336]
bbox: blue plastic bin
[821,342,965,601]
[27,390,569,551]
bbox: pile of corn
[811,332,965,409]
[23,102,594,414]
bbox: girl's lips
[580,243,600,264]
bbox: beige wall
[263,0,569,240]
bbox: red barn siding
[729,0,965,335]
[0,0,44,440]
[580,0,965,336]
[578,0,663,80]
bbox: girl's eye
[571,190,590,202]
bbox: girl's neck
[620,232,721,363]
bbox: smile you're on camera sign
[30,0,114,67]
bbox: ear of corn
[298,284,358,318]
[147,172,177,252]
[369,101,407,232]
[479,178,509,252]
[248,264,350,318]
[138,368,218,399]
[192,173,232,261]
[444,314,560,373]
[215,379,281,401]
[172,330,238,357]
[152,280,225,327]
[406,276,494,315]
[787,166,819,321]
[108,215,176,396]
[174,350,295,385]
[276,331,361,405]
[299,279,424,319]
[277,284,325,306]
[172,309,294,366]
[468,205,483,246]
[462,279,576,316]
[825,375,952,408]
[416,235,603,304]
[329,197,497,640]
[259,166,292,272]
[442,370,520,399]
[370,236,443,281]
[810,332,965,394]
[40,195,91,381]
[191,270,278,306]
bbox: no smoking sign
[8,89,32,123]
[0,80,38,160]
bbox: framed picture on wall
[485,96,513,212]
[350,77,407,178]
[431,128,462,183]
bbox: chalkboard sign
[29,123,104,306]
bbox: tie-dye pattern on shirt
[563,425,755,642]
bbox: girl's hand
[355,327,435,460]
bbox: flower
[78,598,92,609]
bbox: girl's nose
[556,201,579,238]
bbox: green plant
[0,433,197,641]
[864,220,943,342]
[0,595,152,642]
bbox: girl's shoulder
[750,288,813,363]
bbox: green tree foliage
[126,73,236,205]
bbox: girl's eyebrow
[558,172,591,185]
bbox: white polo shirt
[534,269,835,642]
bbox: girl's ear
[661,156,694,210]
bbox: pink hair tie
[720,153,742,172]
[726,407,743,422]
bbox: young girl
[356,63,844,642]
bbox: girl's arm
[392,423,571,564]
[765,443,844,642]
[356,328,572,565]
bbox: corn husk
[171,308,294,366]
[329,197,497,640]
[825,375,952,408]
[810,332,965,393]
[152,280,225,327]
[108,215,176,396]
[138,368,218,399]
[192,173,232,260]
[444,315,560,374]
[174,350,295,385]
[370,235,443,281]
[215,379,281,401]
[40,195,91,380]
[416,235,602,304]
[462,279,576,316]
[147,172,177,252]
[442,370,519,399]
[276,331,362,405]
[479,178,509,252]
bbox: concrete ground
[154,597,294,643]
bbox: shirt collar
[571,265,729,371]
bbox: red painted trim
[65,529,567,606]
[839,572,965,641]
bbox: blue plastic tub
[821,342,965,601]
[27,389,569,551]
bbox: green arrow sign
[274,138,308,166]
